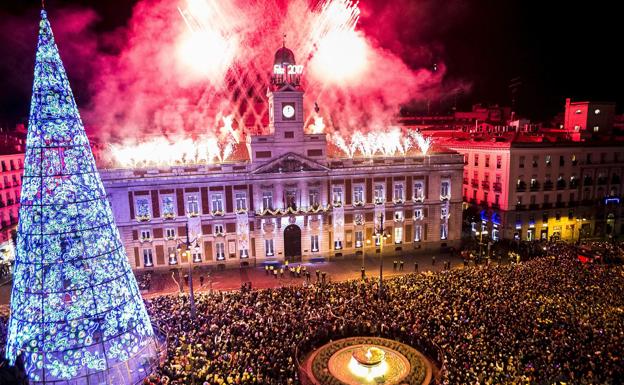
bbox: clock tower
[249,42,327,163]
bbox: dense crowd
[141,241,624,385]
[0,241,623,384]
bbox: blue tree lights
[5,10,159,384]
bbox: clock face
[282,104,295,119]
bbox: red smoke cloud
[5,0,469,147]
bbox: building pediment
[251,152,329,174]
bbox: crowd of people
[140,241,624,385]
[0,241,623,385]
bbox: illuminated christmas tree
[5,10,159,384]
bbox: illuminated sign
[273,64,304,75]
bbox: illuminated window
[414,208,423,220]
[334,240,343,250]
[394,227,403,244]
[187,195,199,215]
[414,224,422,242]
[165,228,175,239]
[440,223,448,240]
[332,187,343,205]
[216,242,225,261]
[214,224,224,235]
[308,189,319,206]
[394,183,404,201]
[235,192,247,211]
[413,181,424,201]
[353,185,364,203]
[136,198,151,219]
[355,231,363,247]
[140,229,151,241]
[262,191,273,210]
[374,184,385,203]
[142,248,153,267]
[211,193,223,212]
[594,109,601,114]
[593,126,599,132]
[265,239,274,256]
[311,235,319,252]
[168,246,177,265]
[394,211,404,221]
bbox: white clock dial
[282,104,295,118]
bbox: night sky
[0,0,621,127]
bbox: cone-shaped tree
[5,10,159,384]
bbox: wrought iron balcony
[481,181,490,190]
[543,181,553,191]
[493,182,502,193]
[471,179,479,188]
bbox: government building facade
[100,46,463,270]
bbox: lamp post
[174,221,200,319]
[576,217,587,244]
[374,213,389,298]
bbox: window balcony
[493,183,502,193]
[543,181,553,191]
[572,160,578,166]
[516,182,526,192]
[597,178,607,185]
[463,178,469,185]
[481,181,490,190]
[583,177,593,186]
[471,179,479,188]
[529,183,540,192]
[162,212,175,220]
[569,180,579,189]
[136,214,151,222]
[555,201,566,208]
[528,203,539,210]
[515,204,526,210]
[479,200,489,208]
[556,181,566,190]
[7,199,14,206]
[491,203,500,209]
[469,198,477,205]
[542,202,553,209]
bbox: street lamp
[374,213,390,298]
[173,221,201,319]
[576,217,587,244]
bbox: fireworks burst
[110,115,239,167]
[333,129,433,158]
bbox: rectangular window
[136,198,151,219]
[187,195,199,216]
[240,249,249,258]
[262,191,273,211]
[265,239,274,256]
[334,240,342,250]
[374,184,385,203]
[485,155,490,168]
[308,189,319,207]
[413,181,424,201]
[474,154,479,166]
[414,208,423,220]
[440,223,448,240]
[332,187,343,205]
[394,211,404,221]
[440,180,451,199]
[235,192,247,211]
[165,228,175,239]
[140,229,151,240]
[143,249,153,267]
[216,242,225,261]
[414,224,422,242]
[393,183,404,201]
[353,185,364,204]
[168,246,177,265]
[214,224,224,235]
[545,155,551,166]
[532,156,538,168]
[211,193,223,212]
[162,196,175,217]
[394,227,403,244]
[496,155,502,169]
[193,249,202,263]
[519,156,525,168]
[355,231,363,248]
[311,235,319,252]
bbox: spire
[5,10,159,384]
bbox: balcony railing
[530,183,540,192]
[479,200,489,208]
[597,178,607,185]
[493,182,502,193]
[556,181,566,190]
[528,203,539,210]
[481,181,490,190]
[583,177,593,186]
[570,180,579,189]
[471,179,479,188]
[516,183,527,192]
[515,204,526,210]
[542,202,553,209]
[463,178,469,185]
[543,181,553,191]
[555,201,565,208]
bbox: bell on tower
[271,35,302,88]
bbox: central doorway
[284,224,302,262]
